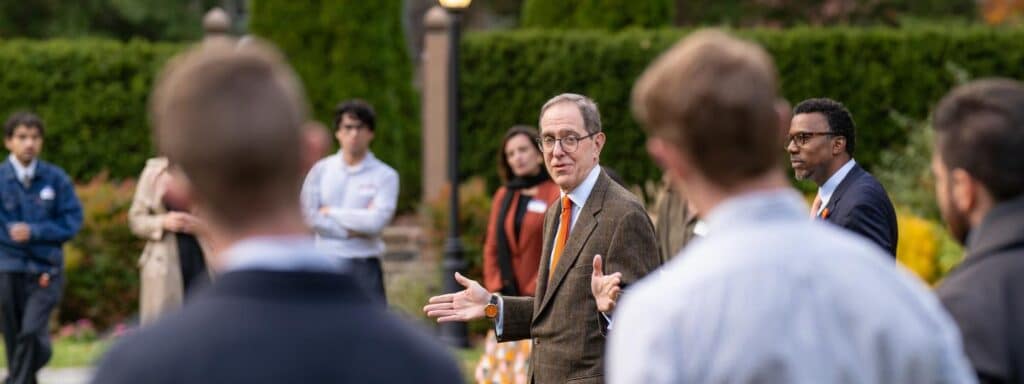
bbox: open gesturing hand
[423,272,491,322]
[590,254,622,313]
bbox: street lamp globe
[438,0,472,10]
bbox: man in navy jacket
[787,98,898,257]
[0,111,83,384]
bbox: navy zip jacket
[0,159,83,275]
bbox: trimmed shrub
[459,27,1024,192]
[521,0,675,30]
[62,175,142,330]
[0,39,181,181]
[249,0,421,212]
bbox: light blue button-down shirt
[815,158,856,216]
[608,189,975,384]
[222,235,343,274]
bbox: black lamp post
[438,0,471,348]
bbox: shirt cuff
[602,312,613,330]
[494,295,505,337]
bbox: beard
[938,180,971,245]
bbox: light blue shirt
[222,235,343,273]
[300,151,399,259]
[816,158,856,216]
[608,189,975,384]
[8,154,37,184]
[548,164,602,271]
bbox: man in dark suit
[932,78,1024,384]
[91,39,462,384]
[425,93,661,383]
[787,98,898,256]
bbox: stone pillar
[421,7,452,204]
[203,7,233,43]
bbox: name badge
[40,186,56,200]
[526,199,548,214]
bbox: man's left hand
[9,223,30,243]
[591,254,622,313]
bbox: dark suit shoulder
[92,270,462,384]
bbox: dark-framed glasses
[788,131,835,147]
[536,132,598,153]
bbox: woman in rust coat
[476,126,560,384]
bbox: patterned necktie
[21,173,31,189]
[549,195,572,279]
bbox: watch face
[485,304,498,318]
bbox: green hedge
[0,39,181,180]
[521,0,675,30]
[459,27,1024,191]
[249,0,421,212]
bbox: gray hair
[539,93,602,134]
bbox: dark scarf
[494,168,550,295]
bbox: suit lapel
[535,172,608,319]
[824,164,863,220]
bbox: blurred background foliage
[2,0,1022,330]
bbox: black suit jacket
[92,269,463,384]
[822,164,899,257]
[938,196,1024,384]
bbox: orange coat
[482,180,560,295]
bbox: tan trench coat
[128,157,210,325]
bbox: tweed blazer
[499,170,661,384]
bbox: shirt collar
[563,165,602,208]
[704,189,807,235]
[337,150,376,173]
[222,235,342,273]
[817,158,856,203]
[8,154,37,180]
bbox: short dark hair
[793,98,856,155]
[4,112,45,138]
[933,78,1024,202]
[497,125,543,184]
[333,99,376,131]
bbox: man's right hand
[423,272,491,322]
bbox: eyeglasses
[536,132,598,153]
[339,123,367,131]
[787,131,835,147]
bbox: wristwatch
[484,294,499,319]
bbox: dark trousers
[342,257,386,305]
[0,272,61,384]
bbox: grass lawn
[0,338,110,368]
[455,346,483,383]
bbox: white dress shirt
[9,154,37,185]
[300,151,399,259]
[815,158,856,216]
[608,189,975,384]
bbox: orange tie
[549,195,572,279]
[810,195,822,219]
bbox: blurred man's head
[4,112,45,165]
[150,39,310,242]
[333,99,376,160]
[632,30,788,211]
[931,78,1024,244]
[537,93,605,192]
[787,98,856,186]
